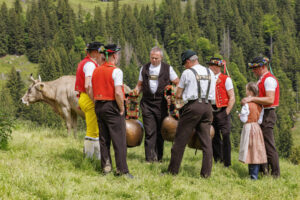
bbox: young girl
[239,82,267,180]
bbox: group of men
[75,41,280,179]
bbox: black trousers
[260,109,280,177]
[140,97,168,162]
[212,107,231,167]
[168,100,213,177]
[95,101,129,174]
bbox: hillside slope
[0,124,299,199]
[0,0,163,12]
[0,55,38,88]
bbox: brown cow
[22,75,84,137]
[22,75,134,137]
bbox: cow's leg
[71,110,78,137]
[61,107,73,137]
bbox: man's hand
[119,108,125,116]
[241,96,253,105]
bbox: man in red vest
[242,56,280,177]
[92,44,133,178]
[75,41,104,160]
[207,57,235,167]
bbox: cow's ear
[35,83,56,100]
[35,83,44,91]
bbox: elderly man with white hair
[134,46,179,163]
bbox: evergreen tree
[74,36,86,59]
[26,16,43,63]
[93,6,106,41]
[5,67,24,118]
[0,7,8,57]
[14,0,22,14]
[7,8,25,55]
[38,48,62,81]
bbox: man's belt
[149,75,158,80]
[211,105,223,112]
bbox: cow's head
[21,75,54,105]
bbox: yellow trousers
[78,93,99,138]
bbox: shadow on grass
[127,151,145,163]
[181,164,199,178]
[57,147,101,172]
[231,162,249,179]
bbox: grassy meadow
[0,0,163,13]
[0,122,300,200]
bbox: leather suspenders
[189,67,211,103]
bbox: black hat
[181,50,197,65]
[86,42,104,51]
[104,44,121,55]
[248,56,269,69]
[206,57,224,67]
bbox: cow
[22,75,84,137]
[22,75,133,137]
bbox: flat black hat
[248,56,269,69]
[206,57,223,67]
[181,50,197,65]
[104,44,121,55]
[86,42,104,51]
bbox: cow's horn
[38,75,42,82]
[30,75,36,83]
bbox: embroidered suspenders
[189,67,211,103]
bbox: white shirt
[112,68,123,86]
[178,64,216,104]
[83,61,97,86]
[239,103,264,124]
[83,62,96,77]
[138,63,178,94]
[257,72,277,91]
[215,73,233,91]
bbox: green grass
[0,0,163,13]
[0,55,38,88]
[0,122,300,199]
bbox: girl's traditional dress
[239,102,267,164]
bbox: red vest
[215,73,229,108]
[258,72,279,108]
[92,62,125,100]
[75,56,98,93]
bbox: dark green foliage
[0,113,14,149]
[274,69,295,157]
[0,3,8,57]
[5,67,25,118]
[22,103,64,128]
[7,8,25,55]
[289,146,300,165]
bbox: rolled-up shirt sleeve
[178,70,187,89]
[112,68,123,86]
[239,103,250,123]
[138,66,143,82]
[169,66,178,81]
[264,77,277,91]
[258,108,264,124]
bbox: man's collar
[150,63,161,68]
